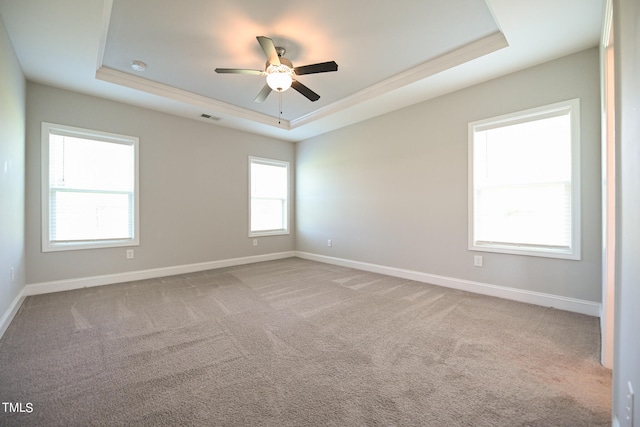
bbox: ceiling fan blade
[291,80,320,102]
[215,68,263,75]
[294,61,338,75]
[257,36,280,66]
[254,84,272,103]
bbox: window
[249,157,289,236]
[468,99,580,259]
[42,122,139,252]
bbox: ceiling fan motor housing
[266,57,293,69]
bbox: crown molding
[290,31,508,129]
[95,66,290,128]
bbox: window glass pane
[51,191,132,241]
[50,134,134,192]
[251,199,285,232]
[475,114,571,185]
[475,183,571,247]
[251,162,287,198]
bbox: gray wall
[613,0,640,422]
[25,83,295,284]
[296,48,602,303]
[0,17,26,321]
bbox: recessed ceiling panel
[102,0,500,121]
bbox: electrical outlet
[126,249,134,259]
[253,239,258,247]
[327,239,332,247]
[625,381,634,427]
[474,255,483,267]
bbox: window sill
[43,239,139,252]
[470,242,580,260]
[249,230,290,238]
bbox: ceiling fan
[215,36,338,103]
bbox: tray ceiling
[0,0,603,141]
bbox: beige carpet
[0,258,611,426]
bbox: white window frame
[41,122,140,252]
[248,156,290,237]
[468,99,581,260]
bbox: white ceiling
[0,0,603,142]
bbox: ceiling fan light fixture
[266,64,293,92]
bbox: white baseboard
[4,249,599,340]
[0,288,26,340]
[296,251,601,317]
[24,251,296,296]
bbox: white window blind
[42,123,139,251]
[249,157,289,236]
[468,99,581,259]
